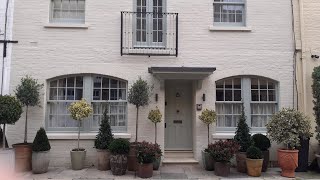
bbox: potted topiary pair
[95,109,114,171]
[246,146,263,177]
[136,141,158,178]
[267,108,312,178]
[210,140,240,177]
[109,138,130,175]
[251,134,271,172]
[32,128,51,174]
[68,99,93,170]
[199,109,216,171]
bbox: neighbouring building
[0,0,14,95]
[7,0,295,167]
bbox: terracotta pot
[202,150,214,171]
[214,162,230,177]
[32,151,50,174]
[246,158,263,177]
[137,163,153,178]
[277,149,299,178]
[153,157,161,170]
[236,152,247,173]
[96,149,111,171]
[110,154,128,176]
[12,143,32,172]
[70,150,86,170]
[262,150,269,172]
[127,144,138,171]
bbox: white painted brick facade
[7,0,294,167]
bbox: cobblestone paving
[17,164,320,180]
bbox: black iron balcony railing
[121,11,178,57]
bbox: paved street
[17,164,320,180]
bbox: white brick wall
[7,0,294,167]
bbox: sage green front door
[165,80,193,150]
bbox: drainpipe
[298,0,306,113]
[1,0,10,95]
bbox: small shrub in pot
[252,134,271,172]
[32,128,51,174]
[136,141,158,178]
[246,146,263,177]
[109,139,130,176]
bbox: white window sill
[212,132,266,140]
[47,132,131,140]
[44,23,89,29]
[209,26,252,32]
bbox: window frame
[46,74,128,133]
[215,76,278,133]
[212,0,246,27]
[49,0,86,24]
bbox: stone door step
[164,150,194,158]
[162,157,199,164]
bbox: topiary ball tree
[148,107,162,144]
[15,76,43,143]
[95,108,114,150]
[199,109,217,147]
[109,138,130,155]
[128,77,151,142]
[252,134,271,151]
[234,107,252,152]
[312,66,320,144]
[32,127,51,152]
[0,95,23,150]
[246,146,263,159]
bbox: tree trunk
[207,124,209,147]
[78,120,81,150]
[155,123,157,144]
[24,105,28,143]
[2,124,5,150]
[135,106,139,142]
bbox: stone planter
[70,150,86,170]
[96,149,111,171]
[262,150,269,172]
[32,151,50,174]
[0,149,15,173]
[202,150,214,171]
[153,157,161,170]
[137,163,153,178]
[127,144,137,171]
[246,158,263,177]
[12,143,32,172]
[110,154,128,176]
[236,152,247,173]
[278,149,299,178]
[214,162,230,177]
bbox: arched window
[215,76,278,132]
[47,74,127,132]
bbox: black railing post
[120,12,123,56]
[176,13,179,57]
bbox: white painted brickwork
[7,0,294,167]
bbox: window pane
[66,88,75,100]
[225,90,232,101]
[58,78,66,87]
[260,90,268,101]
[119,89,126,100]
[216,90,224,101]
[67,77,75,87]
[50,88,57,100]
[234,90,241,101]
[94,77,102,88]
[260,79,268,89]
[268,81,275,89]
[102,89,109,100]
[268,90,276,101]
[251,78,258,89]
[234,78,241,89]
[111,79,118,88]
[216,81,224,89]
[102,78,109,88]
[251,90,259,101]
[93,89,101,100]
[50,80,58,87]
[75,89,83,100]
[76,77,83,87]
[110,89,118,100]
[58,88,66,100]
[225,79,232,89]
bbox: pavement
[16,164,320,180]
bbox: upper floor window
[47,75,127,132]
[215,76,277,132]
[213,0,245,26]
[50,0,85,24]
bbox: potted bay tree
[148,107,162,170]
[94,109,114,171]
[246,146,263,177]
[0,95,23,172]
[68,99,93,170]
[13,76,43,172]
[127,77,151,171]
[32,127,51,174]
[266,108,312,178]
[199,109,216,171]
[109,138,130,175]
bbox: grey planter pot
[70,150,86,170]
[153,157,161,170]
[202,150,215,171]
[110,154,128,176]
[32,151,50,174]
[96,149,111,171]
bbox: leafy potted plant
[246,146,263,177]
[252,134,271,172]
[0,95,23,172]
[153,143,162,171]
[32,128,51,174]
[266,108,312,178]
[210,140,240,177]
[13,76,43,171]
[147,107,162,170]
[68,99,93,170]
[109,138,130,175]
[95,109,114,171]
[136,141,157,178]
[127,77,151,171]
[234,107,251,173]
[199,109,216,171]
